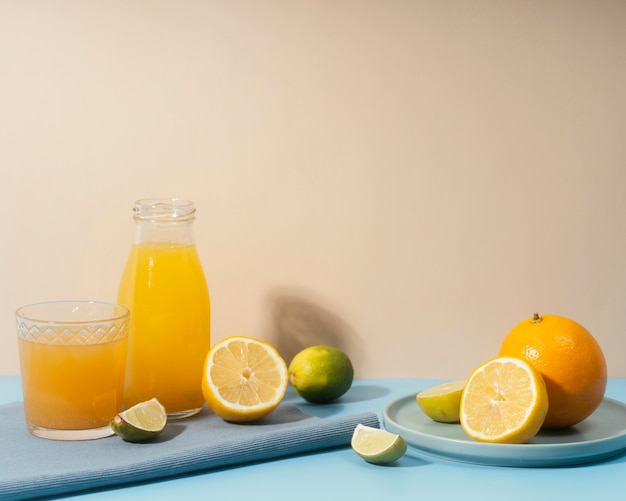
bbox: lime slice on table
[351,424,407,465]
[110,398,167,442]
[415,380,465,423]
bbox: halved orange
[201,336,288,422]
[460,356,548,444]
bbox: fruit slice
[202,336,288,422]
[416,380,465,423]
[110,398,167,442]
[460,356,548,444]
[351,424,407,465]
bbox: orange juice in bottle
[118,199,210,418]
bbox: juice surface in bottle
[118,199,210,418]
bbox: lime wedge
[110,398,167,442]
[351,424,407,465]
[416,380,465,423]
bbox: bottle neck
[131,198,197,246]
[133,220,196,246]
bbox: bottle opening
[133,198,196,222]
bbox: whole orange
[498,313,607,429]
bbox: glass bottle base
[167,407,203,420]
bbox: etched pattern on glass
[17,320,128,345]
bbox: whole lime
[288,345,354,403]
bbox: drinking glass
[15,300,129,440]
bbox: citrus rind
[288,345,354,403]
[110,398,167,442]
[416,380,465,423]
[460,356,548,444]
[351,423,407,465]
[499,313,607,429]
[202,336,288,422]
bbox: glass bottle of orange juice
[118,198,210,419]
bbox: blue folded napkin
[0,402,379,500]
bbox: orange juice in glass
[15,300,129,440]
[118,199,210,418]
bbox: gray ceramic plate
[383,393,626,467]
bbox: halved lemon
[201,336,288,422]
[351,424,407,464]
[110,398,167,442]
[416,380,465,423]
[460,356,548,444]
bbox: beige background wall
[1,1,625,379]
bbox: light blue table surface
[2,377,626,501]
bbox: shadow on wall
[266,291,368,376]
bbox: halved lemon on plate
[460,356,548,444]
[416,380,465,423]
